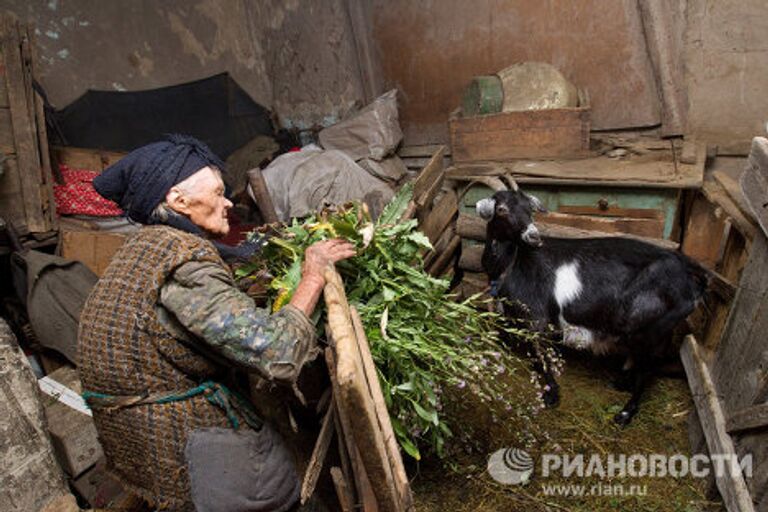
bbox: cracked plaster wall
[0,0,365,132]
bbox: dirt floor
[409,354,724,512]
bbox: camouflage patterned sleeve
[158,260,319,384]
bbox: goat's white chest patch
[554,262,582,308]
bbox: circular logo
[487,447,534,485]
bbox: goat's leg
[612,355,634,391]
[532,339,560,407]
[613,362,651,426]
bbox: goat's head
[476,189,548,247]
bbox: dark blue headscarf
[93,134,224,225]
[93,134,264,261]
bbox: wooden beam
[727,404,768,434]
[325,268,400,512]
[301,404,336,504]
[426,235,460,277]
[681,335,755,512]
[446,143,705,189]
[351,307,413,510]
[247,167,279,224]
[326,348,378,512]
[2,17,45,232]
[419,189,457,244]
[456,212,680,249]
[331,467,354,512]
[413,145,446,203]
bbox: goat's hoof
[543,388,560,408]
[613,410,634,427]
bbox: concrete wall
[372,0,662,145]
[686,0,768,155]
[371,0,768,151]
[0,0,366,132]
[2,1,767,152]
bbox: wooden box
[448,104,590,163]
[61,229,127,277]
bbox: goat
[477,187,708,426]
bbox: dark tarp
[50,73,274,160]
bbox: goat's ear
[476,198,496,220]
[526,194,548,213]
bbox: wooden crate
[448,104,590,163]
[60,229,127,277]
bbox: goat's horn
[474,176,507,191]
[502,173,519,191]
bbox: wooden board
[702,179,758,241]
[713,234,768,415]
[449,106,590,162]
[50,146,126,172]
[2,17,46,233]
[324,267,403,512]
[538,211,665,239]
[682,193,728,270]
[741,138,768,238]
[60,230,127,277]
[447,142,706,189]
[350,307,413,510]
[681,335,755,512]
[455,212,679,249]
[419,189,457,245]
[412,145,446,203]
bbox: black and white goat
[477,185,708,425]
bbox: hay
[411,355,723,512]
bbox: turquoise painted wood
[460,184,680,239]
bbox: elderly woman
[78,135,355,511]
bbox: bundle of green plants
[236,184,541,460]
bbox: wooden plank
[682,193,728,270]
[423,224,455,268]
[27,23,57,226]
[2,17,45,232]
[301,404,336,504]
[558,204,664,219]
[419,189,457,244]
[714,234,768,413]
[680,335,755,512]
[350,307,413,510]
[455,212,679,249]
[446,143,705,189]
[741,137,768,238]
[60,230,127,277]
[325,268,400,512]
[702,179,758,241]
[727,404,768,434]
[49,146,127,172]
[0,108,14,154]
[449,106,590,162]
[331,466,354,512]
[426,234,460,277]
[458,243,483,272]
[398,144,451,158]
[247,167,279,224]
[714,170,755,224]
[538,211,665,239]
[412,145,446,202]
[326,348,377,512]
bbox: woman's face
[170,166,233,237]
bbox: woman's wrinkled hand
[302,239,357,282]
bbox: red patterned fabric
[53,165,123,216]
